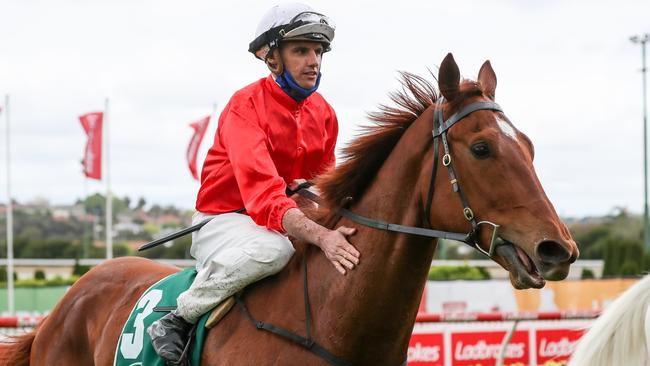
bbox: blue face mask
[276,69,321,102]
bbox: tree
[581,268,595,279]
[602,237,644,276]
[149,204,163,217]
[19,239,77,259]
[81,193,131,220]
[136,197,147,210]
[34,269,46,280]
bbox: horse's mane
[315,71,483,212]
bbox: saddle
[114,268,236,366]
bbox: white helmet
[249,3,336,60]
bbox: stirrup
[205,296,236,329]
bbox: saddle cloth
[113,268,210,366]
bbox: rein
[234,99,509,366]
[297,99,506,257]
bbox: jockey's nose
[307,50,320,66]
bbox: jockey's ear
[265,49,284,75]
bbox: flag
[79,112,103,180]
[186,116,210,180]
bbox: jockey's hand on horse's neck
[282,207,360,275]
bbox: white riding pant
[175,212,295,323]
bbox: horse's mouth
[494,238,545,289]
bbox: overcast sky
[0,0,649,218]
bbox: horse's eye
[471,142,491,159]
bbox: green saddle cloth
[113,268,210,366]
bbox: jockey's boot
[147,311,193,365]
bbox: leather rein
[234,98,510,366]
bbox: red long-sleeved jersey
[196,75,338,233]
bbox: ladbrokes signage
[535,329,584,365]
[408,325,588,365]
[451,331,528,366]
[408,334,444,366]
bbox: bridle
[297,96,509,258]
[423,97,505,257]
[242,97,515,366]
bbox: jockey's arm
[282,208,360,275]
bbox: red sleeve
[219,105,297,233]
[319,105,339,174]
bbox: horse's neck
[311,110,437,363]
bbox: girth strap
[235,256,357,366]
[236,300,356,366]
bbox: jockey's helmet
[249,3,335,60]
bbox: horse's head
[427,53,578,289]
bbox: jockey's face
[279,41,323,89]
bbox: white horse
[570,274,650,366]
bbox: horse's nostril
[536,240,571,264]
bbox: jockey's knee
[241,236,294,275]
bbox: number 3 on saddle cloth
[114,268,231,366]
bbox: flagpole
[212,102,219,122]
[4,94,14,315]
[105,98,113,260]
[83,176,88,259]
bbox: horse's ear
[478,60,497,100]
[438,53,460,101]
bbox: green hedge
[0,276,79,287]
[428,265,491,280]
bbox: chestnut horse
[0,53,578,365]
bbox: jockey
[147,3,360,364]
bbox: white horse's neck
[570,274,650,366]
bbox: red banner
[79,112,103,180]
[186,116,210,180]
